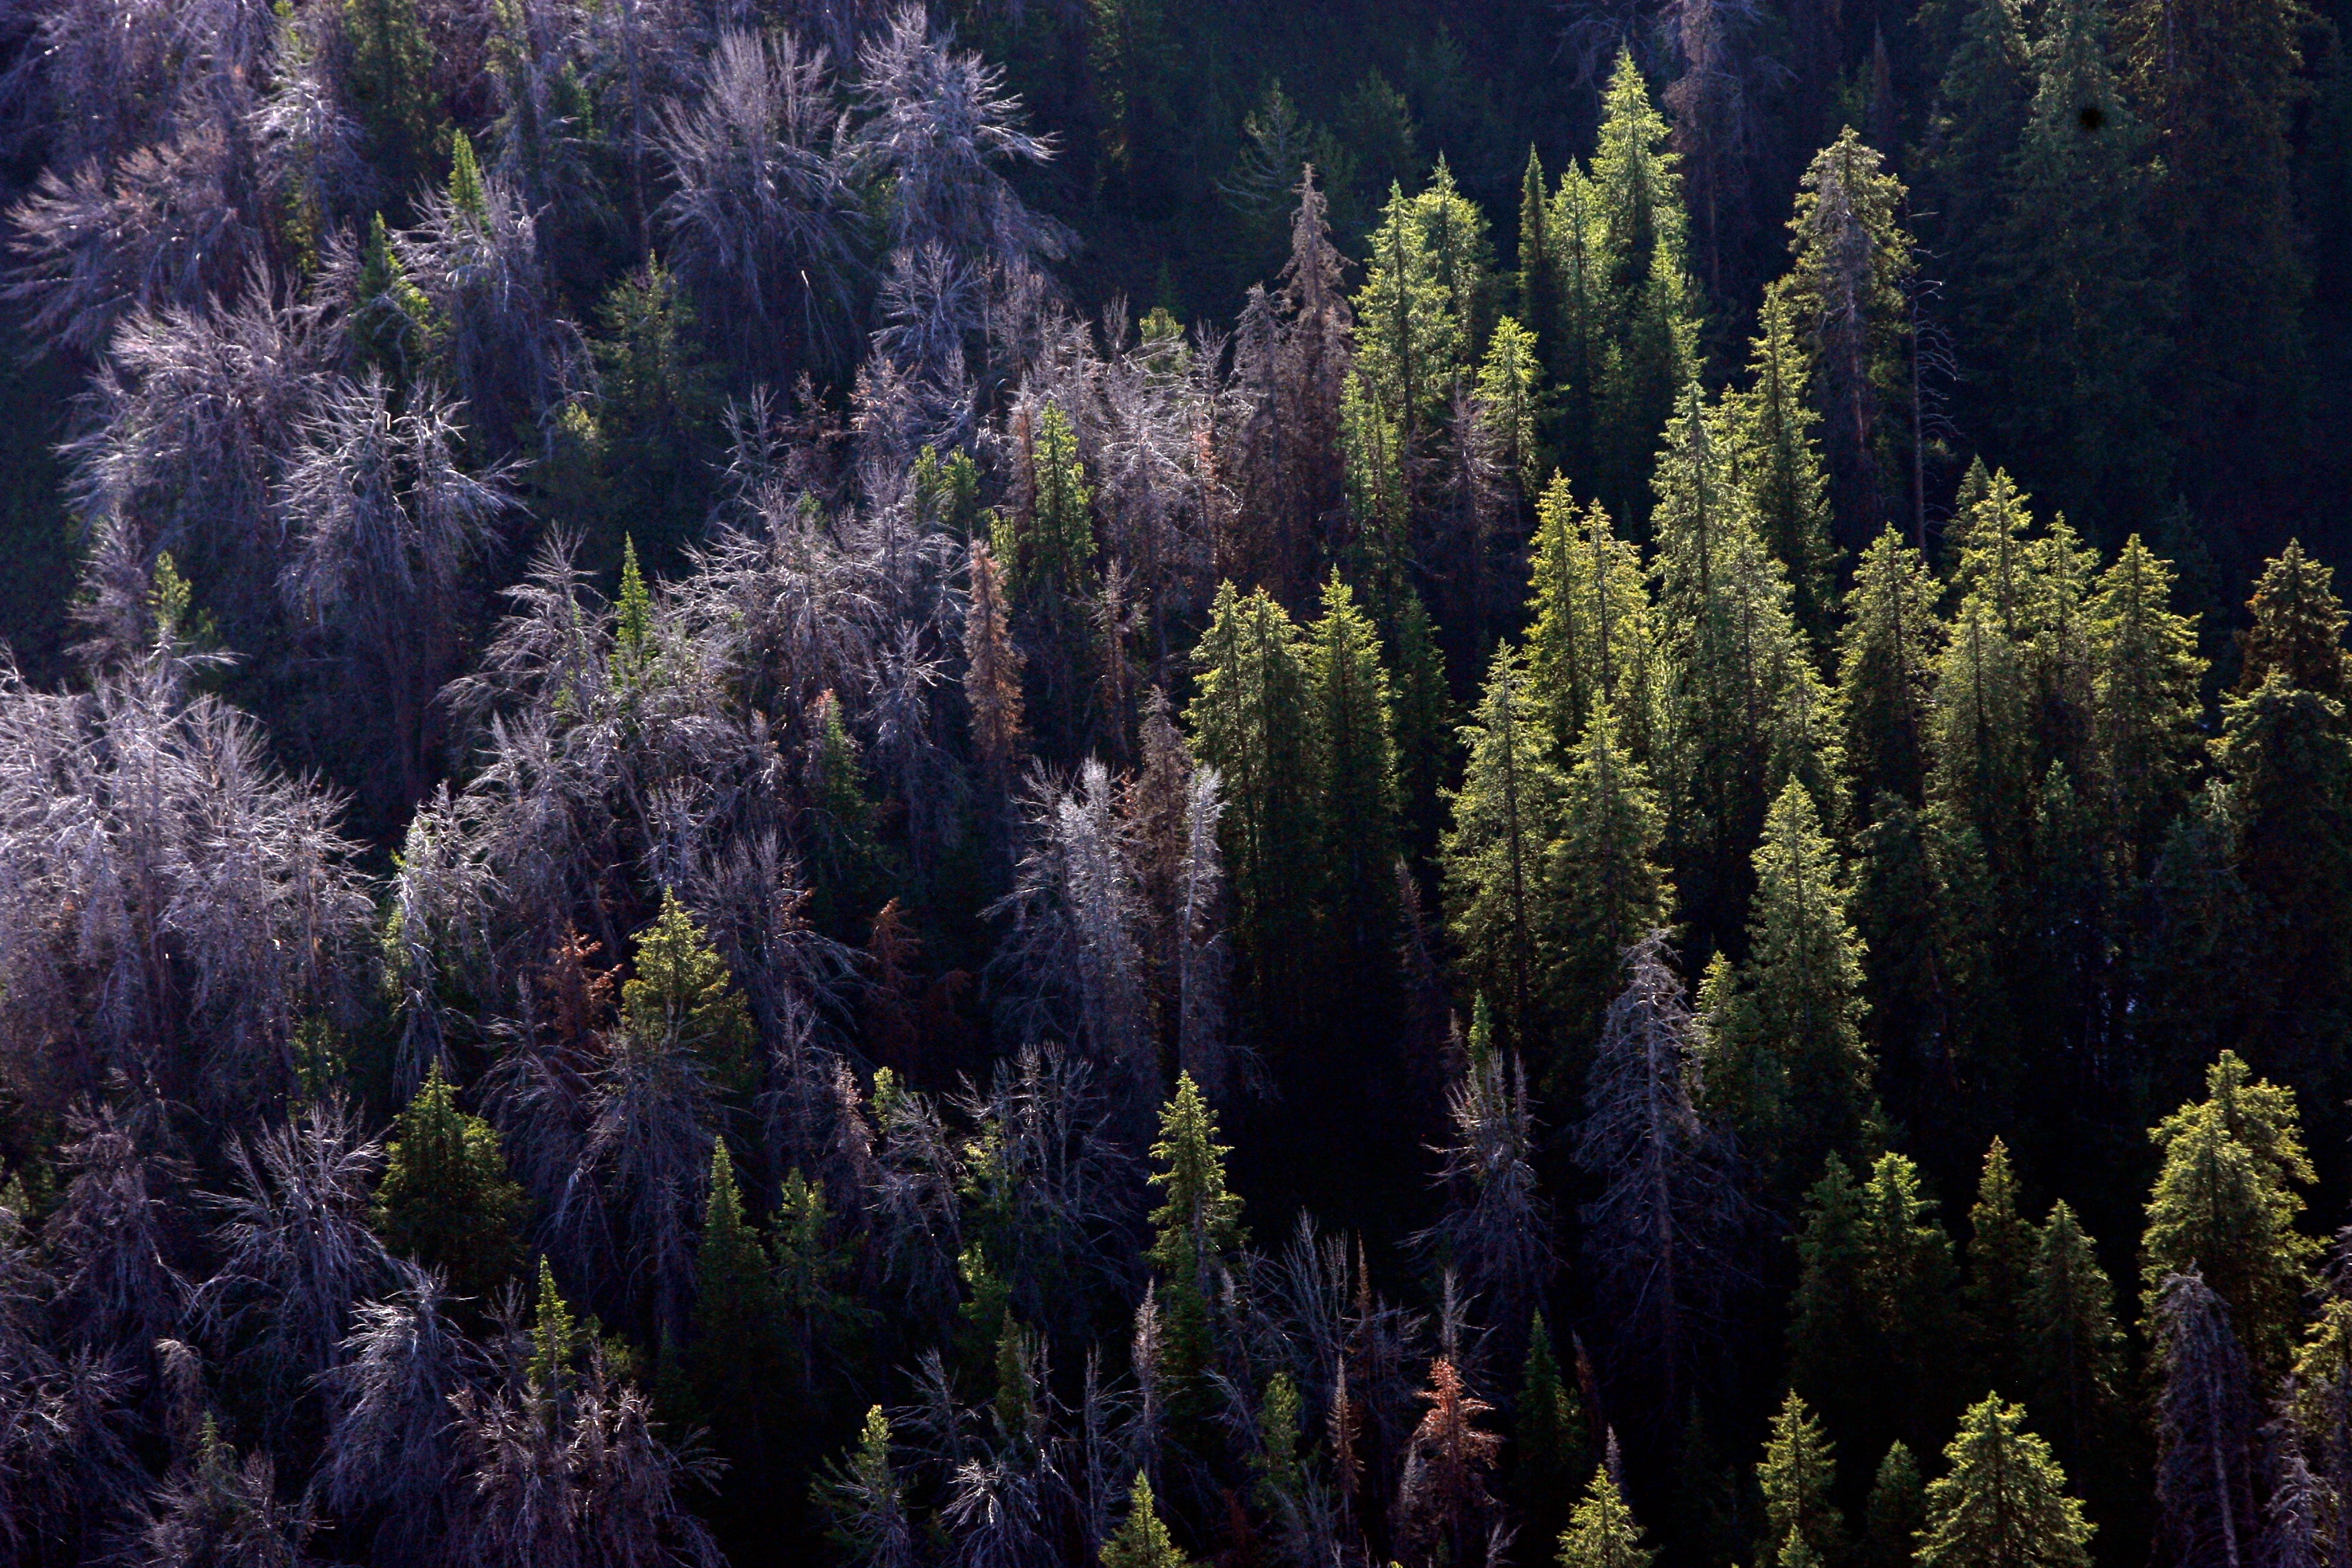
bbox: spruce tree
[1790,1153,1963,1464]
[1779,129,1914,538]
[2237,542,2352,701]
[688,1141,782,1440]
[1704,781,1869,1181]
[1589,48,1701,520]
[1146,1074,1244,1392]
[1101,1473,1195,1568]
[1525,481,1661,763]
[1188,583,1318,1025]
[2022,1200,2122,1462]
[1757,1390,1846,1567]
[1728,287,1837,641]
[1306,573,1400,961]
[2142,1050,2320,1371]
[1971,0,2169,534]
[1515,1313,1591,1548]
[1965,1138,2035,1397]
[1443,644,1569,1048]
[1477,316,1545,505]
[1916,1396,2095,1568]
[1862,1442,1925,1568]
[1546,705,1671,1069]
[624,890,756,1097]
[371,1062,526,1300]
[1556,1466,1655,1568]
[1838,527,1945,817]
[2122,0,2310,495]
[2090,536,2205,871]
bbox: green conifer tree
[1779,129,1915,538]
[1916,1396,2095,1568]
[2090,536,2205,870]
[1838,528,1945,817]
[1189,583,1318,1026]
[1728,288,1838,640]
[1862,1442,1926,1568]
[2142,1050,2321,1371]
[1757,1389,1847,1567]
[1971,0,2169,534]
[2237,542,2352,701]
[1590,49,1702,520]
[624,890,756,1095]
[1307,574,1400,960]
[1442,644,1569,1048]
[1556,1465,1655,1568]
[2022,1200,2122,1463]
[688,1141,782,1438]
[1964,1139,2036,1396]
[1545,703,1672,1077]
[372,1062,526,1299]
[1524,481,1661,762]
[1515,1314,1591,1549]
[1704,781,1870,1180]
[1146,1074,1245,1392]
[1102,1473,1195,1568]
[2122,0,2310,495]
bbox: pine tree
[1757,1390,1846,1567]
[1965,1138,2035,1397]
[1837,528,1944,818]
[772,1169,858,1396]
[1442,644,1569,1048]
[1704,781,1869,1181]
[1146,1075,1244,1390]
[1917,1396,2095,1568]
[2142,1050,2321,1371]
[624,890,756,1097]
[1862,1442,1925,1568]
[1102,1473,1195,1568]
[1556,1465,1655,1568]
[2022,1201,2122,1462]
[371,1063,526,1300]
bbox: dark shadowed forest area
[1,0,2351,1564]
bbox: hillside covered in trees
[1,0,2351,1564]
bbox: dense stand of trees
[0,1,2347,1566]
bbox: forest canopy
[0,0,2348,1565]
